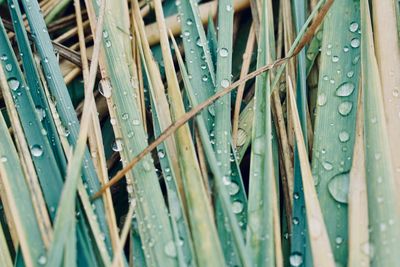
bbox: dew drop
[220,79,230,88]
[289,252,303,267]
[338,101,353,116]
[232,201,243,214]
[322,161,333,171]
[164,241,177,258]
[186,19,193,26]
[112,139,123,152]
[31,145,43,157]
[219,48,229,57]
[5,63,12,72]
[349,22,359,33]
[328,172,349,204]
[0,156,7,162]
[338,131,350,143]
[38,255,47,265]
[121,113,129,120]
[158,150,165,159]
[228,182,239,195]
[35,106,46,121]
[317,93,327,106]
[7,78,20,91]
[350,38,360,48]
[336,82,355,97]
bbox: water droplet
[289,252,303,266]
[332,56,339,63]
[322,161,333,171]
[336,236,343,245]
[328,172,349,204]
[105,40,112,48]
[5,64,12,72]
[121,113,129,120]
[0,156,7,162]
[132,118,141,126]
[350,38,360,48]
[112,139,123,152]
[220,79,230,88]
[338,131,350,142]
[7,78,20,91]
[186,19,193,26]
[232,201,243,214]
[202,75,208,82]
[38,255,47,265]
[336,82,355,97]
[35,106,46,121]
[361,242,374,258]
[164,241,177,258]
[158,150,165,159]
[228,182,239,195]
[99,79,112,98]
[226,4,233,11]
[31,145,43,157]
[338,101,353,116]
[219,48,229,57]
[349,22,359,33]
[317,93,327,106]
[346,71,354,78]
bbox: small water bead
[0,156,7,162]
[338,131,350,143]
[232,201,244,214]
[132,119,141,126]
[289,252,303,267]
[121,113,129,120]
[5,63,12,72]
[293,217,299,225]
[164,241,177,258]
[350,38,360,48]
[208,105,215,116]
[220,79,230,88]
[228,182,240,195]
[186,19,193,26]
[196,38,203,47]
[105,40,112,48]
[332,56,339,63]
[338,101,353,116]
[393,89,399,97]
[226,4,233,11]
[317,93,327,106]
[361,242,374,257]
[31,145,44,157]
[202,75,208,82]
[219,48,229,57]
[322,161,333,171]
[346,71,354,78]
[112,139,123,152]
[38,255,47,265]
[328,172,349,204]
[7,78,20,91]
[336,82,355,97]
[35,106,46,121]
[99,79,112,98]
[343,46,350,53]
[158,150,165,159]
[349,22,359,33]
